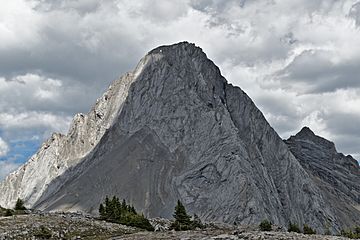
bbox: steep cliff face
[285,127,360,228]
[0,67,141,209]
[26,42,341,232]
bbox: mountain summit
[0,42,358,233]
[286,127,360,228]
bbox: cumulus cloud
[0,0,359,177]
[0,160,20,180]
[0,138,9,157]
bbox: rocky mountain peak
[285,127,360,228]
[296,126,315,137]
[289,127,336,152]
[148,41,203,58]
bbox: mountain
[285,127,360,228]
[0,42,357,233]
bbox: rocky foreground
[0,213,352,240]
[116,230,350,240]
[0,212,136,239]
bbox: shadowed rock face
[0,42,356,233]
[285,127,360,228]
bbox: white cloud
[0,0,42,50]
[0,111,72,142]
[0,160,20,180]
[0,137,9,157]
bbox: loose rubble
[0,212,136,239]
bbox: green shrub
[355,226,360,235]
[288,222,301,233]
[303,224,316,234]
[341,227,360,239]
[259,220,272,231]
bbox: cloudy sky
[1,0,360,179]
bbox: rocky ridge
[285,127,360,229]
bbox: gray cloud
[276,50,360,93]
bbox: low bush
[341,227,360,239]
[259,220,272,231]
[303,224,316,234]
[288,222,301,233]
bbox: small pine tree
[5,209,13,216]
[341,229,356,239]
[99,203,106,219]
[14,198,26,211]
[130,205,137,214]
[303,224,316,234]
[259,220,272,231]
[192,214,204,229]
[288,222,301,233]
[171,200,193,231]
[355,226,360,236]
[98,196,154,231]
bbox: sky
[0,0,360,179]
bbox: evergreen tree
[130,205,137,214]
[104,196,110,218]
[192,214,204,229]
[171,200,193,231]
[122,199,127,211]
[98,196,154,231]
[99,203,105,219]
[14,198,26,211]
[5,209,13,216]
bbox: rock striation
[0,42,357,233]
[285,127,360,229]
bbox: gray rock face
[0,42,356,233]
[285,127,360,228]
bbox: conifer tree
[99,203,105,219]
[171,200,193,231]
[14,198,26,211]
[192,214,204,229]
[98,196,154,231]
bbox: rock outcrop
[285,127,360,229]
[0,42,357,233]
